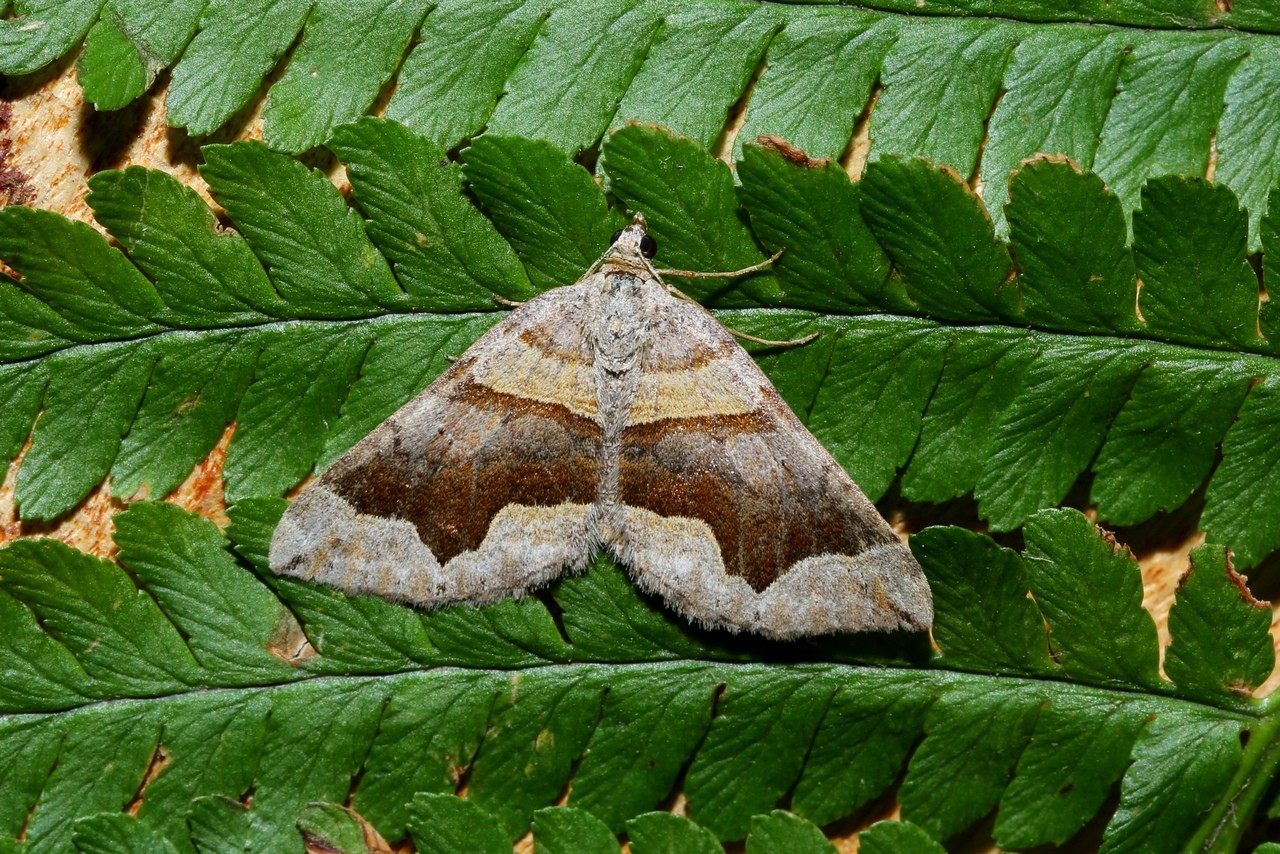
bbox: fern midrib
[1,659,1260,721]
[749,0,1264,38]
[7,306,1280,374]
[2,310,504,369]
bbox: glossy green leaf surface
[4,6,1280,846]
[0,500,1272,851]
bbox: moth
[270,215,932,639]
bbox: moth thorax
[593,273,646,369]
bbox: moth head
[610,214,658,260]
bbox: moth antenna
[665,283,819,348]
[663,282,699,303]
[655,246,785,279]
[493,294,525,307]
[726,327,821,348]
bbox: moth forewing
[269,215,932,638]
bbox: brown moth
[269,215,932,639]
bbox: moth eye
[639,234,658,259]
[610,229,624,245]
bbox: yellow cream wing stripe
[627,357,761,425]
[469,337,600,418]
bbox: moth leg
[663,282,819,349]
[493,294,525,307]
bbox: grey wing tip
[878,541,934,632]
[750,542,934,639]
[267,485,352,582]
[267,505,311,579]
